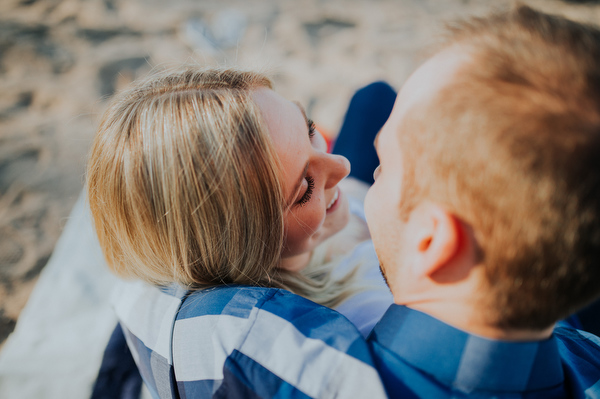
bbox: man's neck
[403,300,554,342]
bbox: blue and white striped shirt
[369,304,600,398]
[112,280,387,399]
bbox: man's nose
[373,165,381,181]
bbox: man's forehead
[396,47,471,118]
[376,48,472,159]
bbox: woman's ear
[409,202,460,278]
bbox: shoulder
[554,327,600,397]
[111,279,185,356]
[176,285,370,358]
[175,285,386,399]
[554,326,600,360]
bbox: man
[365,5,600,398]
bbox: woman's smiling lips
[326,187,341,214]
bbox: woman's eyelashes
[308,119,316,138]
[296,118,317,207]
[297,175,315,206]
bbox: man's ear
[409,203,460,278]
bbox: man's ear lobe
[411,203,460,278]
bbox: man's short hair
[400,5,600,329]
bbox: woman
[87,67,392,398]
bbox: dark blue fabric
[176,285,257,319]
[574,298,600,336]
[553,327,600,398]
[259,289,371,362]
[369,305,600,398]
[216,350,313,399]
[90,323,143,399]
[332,81,397,185]
[177,379,217,399]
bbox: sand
[1,0,600,349]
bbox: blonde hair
[87,66,354,307]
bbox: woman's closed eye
[308,119,316,139]
[297,175,315,206]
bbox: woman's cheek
[283,208,323,255]
[283,219,310,256]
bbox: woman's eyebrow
[293,101,310,127]
[288,161,309,206]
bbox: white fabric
[0,193,118,398]
[333,241,393,337]
[172,314,247,381]
[113,280,182,361]
[585,380,600,399]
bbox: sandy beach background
[1,0,600,349]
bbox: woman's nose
[323,153,350,188]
